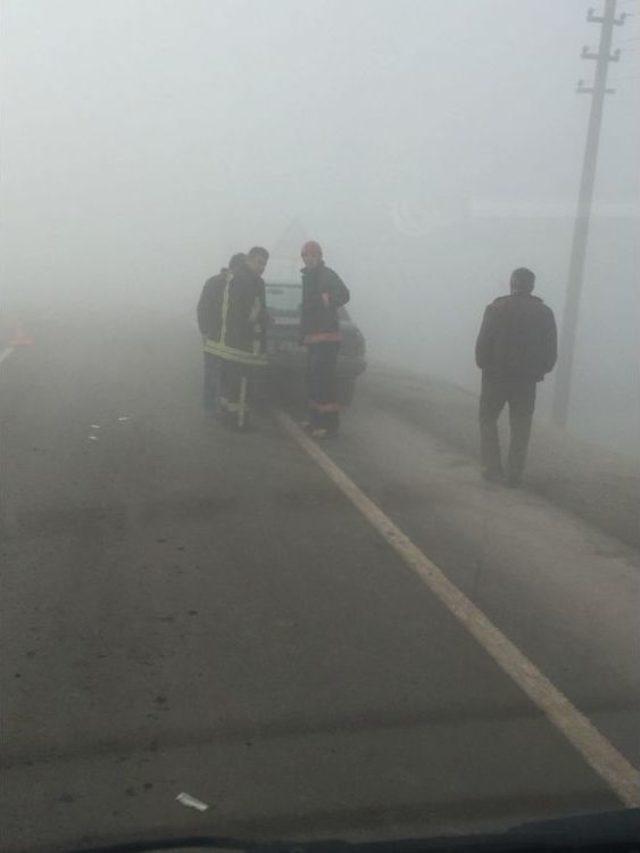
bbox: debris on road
[88,435,99,441]
[176,792,209,812]
[90,424,101,429]
[117,416,132,422]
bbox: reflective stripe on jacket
[204,266,268,368]
[304,331,341,344]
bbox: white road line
[276,411,640,808]
[0,346,15,367]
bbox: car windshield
[1,1,638,852]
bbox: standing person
[300,241,350,438]
[197,254,246,415]
[205,247,270,430]
[475,267,557,486]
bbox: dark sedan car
[264,281,366,405]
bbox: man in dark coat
[197,253,246,414]
[204,247,269,430]
[299,241,350,438]
[475,267,557,486]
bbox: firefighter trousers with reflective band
[307,341,340,432]
[218,360,254,429]
[202,352,220,412]
[479,375,536,479]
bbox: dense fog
[2,0,638,451]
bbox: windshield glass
[265,284,302,316]
[1,1,638,851]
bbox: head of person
[228,253,247,275]
[510,267,535,295]
[301,240,323,270]
[246,246,269,276]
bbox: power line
[552,0,627,428]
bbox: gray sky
[1,0,638,445]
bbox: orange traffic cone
[9,322,34,347]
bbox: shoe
[311,428,338,440]
[482,468,504,483]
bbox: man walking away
[300,241,350,438]
[475,267,557,486]
[205,247,269,430]
[197,253,246,415]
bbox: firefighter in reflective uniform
[299,241,350,438]
[204,247,270,430]
[197,253,246,414]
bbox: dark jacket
[475,293,557,381]
[204,264,268,365]
[197,270,227,338]
[300,262,350,344]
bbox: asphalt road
[1,314,638,852]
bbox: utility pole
[551,0,626,427]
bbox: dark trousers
[307,341,340,432]
[203,352,219,412]
[479,374,537,480]
[218,359,252,429]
